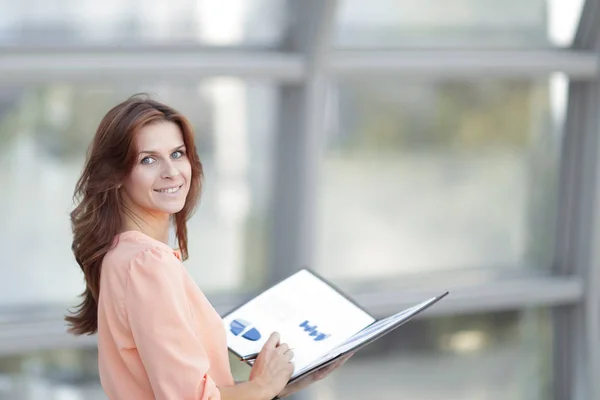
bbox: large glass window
[0,347,103,400]
[317,78,564,282]
[335,0,585,48]
[0,0,287,47]
[0,80,277,306]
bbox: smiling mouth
[154,185,183,194]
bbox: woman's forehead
[135,121,184,152]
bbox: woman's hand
[276,352,355,398]
[249,332,294,399]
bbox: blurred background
[0,0,599,399]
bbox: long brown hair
[65,94,203,335]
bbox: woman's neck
[122,218,170,244]
[121,206,171,245]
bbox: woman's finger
[277,343,289,354]
[285,349,294,361]
[265,332,280,349]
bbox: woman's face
[121,121,192,217]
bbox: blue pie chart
[230,319,262,341]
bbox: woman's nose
[161,160,180,179]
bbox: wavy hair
[65,94,203,335]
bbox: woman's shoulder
[101,231,182,300]
[103,231,177,273]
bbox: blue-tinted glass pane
[317,77,564,282]
[336,0,585,48]
[0,0,287,47]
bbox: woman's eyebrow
[138,144,186,155]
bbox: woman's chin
[165,205,186,215]
[150,202,186,216]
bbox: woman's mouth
[154,185,183,195]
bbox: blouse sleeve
[124,246,221,400]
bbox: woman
[65,95,348,400]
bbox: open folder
[222,269,449,384]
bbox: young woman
[65,95,348,399]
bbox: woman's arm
[218,381,270,400]
[126,247,226,399]
[220,333,295,400]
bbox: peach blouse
[97,230,234,400]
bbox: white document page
[223,270,376,377]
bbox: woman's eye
[141,157,156,165]
[172,150,185,159]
